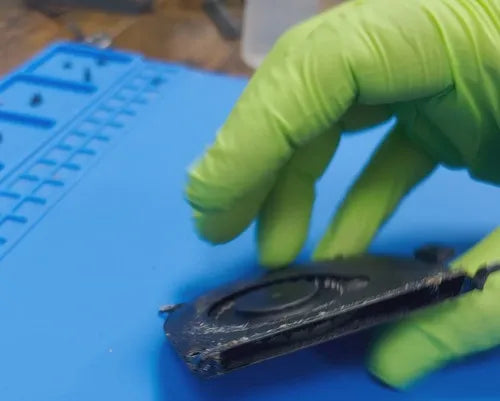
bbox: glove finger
[340,104,393,134]
[257,130,340,267]
[257,104,392,267]
[368,227,500,389]
[313,123,436,260]
[186,0,452,243]
[193,179,274,244]
[187,13,330,243]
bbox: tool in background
[202,0,242,40]
[23,0,154,15]
[203,0,320,68]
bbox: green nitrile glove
[369,228,500,388]
[185,0,500,388]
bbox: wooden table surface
[1,0,342,78]
[0,0,253,77]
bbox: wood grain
[0,0,344,77]
[0,0,250,76]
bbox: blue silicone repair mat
[1,41,499,401]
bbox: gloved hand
[185,0,500,389]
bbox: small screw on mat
[30,93,43,107]
[151,77,164,87]
[62,61,73,70]
[96,57,107,66]
[83,68,92,83]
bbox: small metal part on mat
[163,252,485,378]
[30,93,43,107]
[83,68,92,83]
[96,57,107,67]
[151,77,164,87]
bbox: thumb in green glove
[369,228,500,388]
[185,0,500,388]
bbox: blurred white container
[241,0,321,69]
